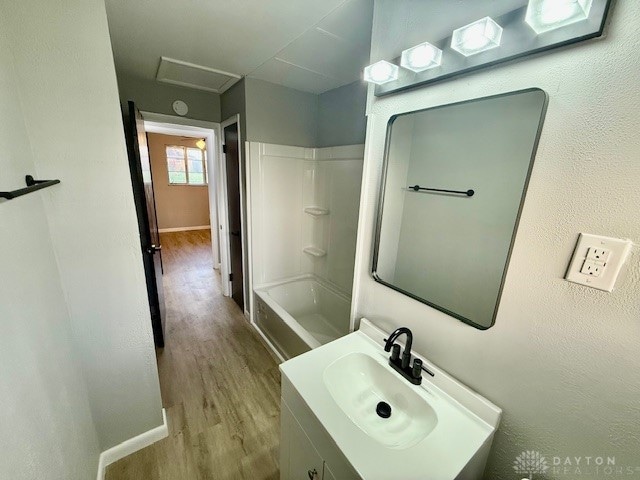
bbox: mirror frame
[371,88,549,329]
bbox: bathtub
[254,275,351,359]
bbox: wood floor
[106,229,281,480]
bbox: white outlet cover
[566,233,633,292]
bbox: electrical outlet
[580,260,602,277]
[586,247,610,264]
[566,233,633,292]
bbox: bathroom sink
[323,352,438,449]
[279,319,502,479]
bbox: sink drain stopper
[376,401,392,418]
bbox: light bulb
[363,61,399,85]
[451,17,503,57]
[525,0,594,34]
[462,24,491,50]
[401,42,443,72]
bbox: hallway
[106,230,281,480]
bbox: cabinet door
[322,462,337,480]
[289,417,323,480]
[282,402,323,480]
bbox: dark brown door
[224,123,244,311]
[123,101,166,347]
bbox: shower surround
[247,142,364,359]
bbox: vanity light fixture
[525,0,594,34]
[374,0,611,96]
[400,42,443,72]
[363,60,399,85]
[451,17,503,56]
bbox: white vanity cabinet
[280,377,360,480]
[280,402,326,480]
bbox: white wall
[353,0,640,477]
[249,143,312,286]
[3,0,163,451]
[310,146,365,294]
[0,20,100,480]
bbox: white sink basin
[323,352,438,449]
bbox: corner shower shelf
[303,246,327,258]
[304,207,330,217]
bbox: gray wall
[4,0,164,452]
[221,78,248,140]
[245,77,319,147]
[353,1,640,478]
[117,72,222,122]
[0,8,100,480]
[317,81,368,147]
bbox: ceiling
[104,0,374,95]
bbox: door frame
[141,112,223,278]
[220,114,250,316]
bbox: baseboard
[96,408,168,480]
[158,225,210,233]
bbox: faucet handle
[390,344,401,362]
[412,358,423,379]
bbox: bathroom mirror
[372,89,548,329]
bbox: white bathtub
[254,275,351,359]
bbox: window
[166,145,207,185]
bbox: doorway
[142,113,221,272]
[124,109,251,353]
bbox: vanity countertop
[279,318,501,480]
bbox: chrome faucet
[384,327,429,385]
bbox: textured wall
[0,17,100,480]
[317,81,368,148]
[353,1,640,478]
[116,72,222,122]
[148,133,211,230]
[4,0,164,450]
